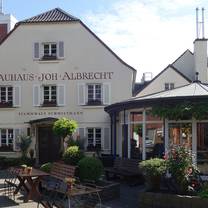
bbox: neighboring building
[105,10,208,172]
[135,44,206,96]
[0,8,136,163]
[0,5,17,42]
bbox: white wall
[0,22,134,155]
[137,66,190,97]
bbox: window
[164,83,174,90]
[43,43,57,60]
[0,86,13,106]
[0,129,14,151]
[87,128,102,150]
[34,42,64,60]
[43,85,57,106]
[87,84,102,105]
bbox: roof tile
[19,8,79,24]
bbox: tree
[53,117,78,153]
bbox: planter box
[96,180,120,201]
[138,192,208,208]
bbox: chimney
[194,8,208,83]
[0,1,17,43]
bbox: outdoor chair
[37,180,67,208]
[4,167,21,199]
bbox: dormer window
[164,83,174,91]
[33,41,64,61]
[43,43,57,60]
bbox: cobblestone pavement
[0,171,145,208]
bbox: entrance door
[38,126,61,164]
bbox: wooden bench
[105,158,142,180]
[40,162,77,191]
[50,162,76,180]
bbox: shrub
[40,162,53,173]
[167,146,194,193]
[63,145,84,165]
[140,158,167,177]
[140,158,167,191]
[78,157,103,182]
[19,135,32,158]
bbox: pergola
[105,81,208,164]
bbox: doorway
[38,126,61,164]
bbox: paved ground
[0,171,145,208]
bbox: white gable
[172,50,195,81]
[137,66,190,97]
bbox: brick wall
[0,24,7,42]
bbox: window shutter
[14,129,21,151]
[103,127,110,150]
[34,42,40,59]
[103,83,111,105]
[78,128,86,149]
[78,83,85,105]
[13,85,21,107]
[33,85,41,106]
[57,84,66,106]
[58,41,64,58]
[78,128,85,139]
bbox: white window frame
[87,84,102,104]
[87,128,102,148]
[0,86,13,104]
[164,83,174,90]
[0,128,14,148]
[43,42,57,57]
[43,85,57,103]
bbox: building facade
[0,8,136,163]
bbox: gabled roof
[105,81,208,113]
[18,8,79,24]
[0,8,136,74]
[135,50,193,97]
[135,64,191,96]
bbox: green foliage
[151,101,208,120]
[167,146,194,192]
[198,183,208,198]
[19,135,32,158]
[53,117,78,138]
[67,139,85,150]
[63,145,84,165]
[78,157,104,182]
[40,162,53,173]
[140,158,167,177]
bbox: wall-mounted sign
[0,72,114,82]
[18,111,83,116]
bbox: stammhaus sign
[0,71,114,82]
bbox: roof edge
[79,20,137,73]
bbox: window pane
[164,83,169,90]
[1,129,6,145]
[170,83,174,89]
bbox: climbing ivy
[151,101,208,120]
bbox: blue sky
[2,0,208,80]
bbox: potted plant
[140,158,167,191]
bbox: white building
[0,8,136,163]
[105,11,208,173]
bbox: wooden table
[14,168,49,202]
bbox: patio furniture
[38,179,101,208]
[105,158,142,181]
[40,162,77,190]
[4,167,21,199]
[14,167,49,202]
